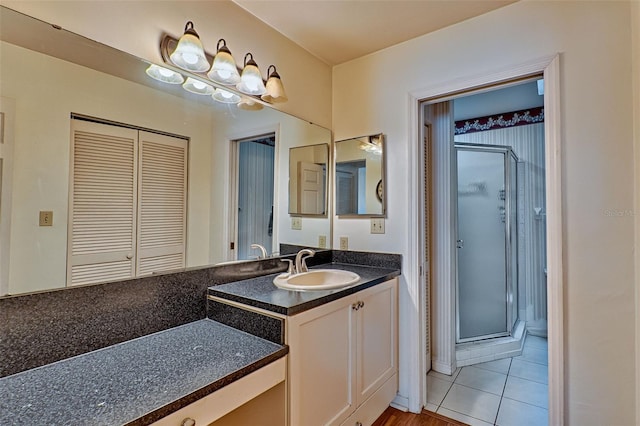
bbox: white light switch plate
[370,218,385,234]
[291,217,302,230]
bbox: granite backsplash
[0,249,400,377]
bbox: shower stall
[455,143,519,343]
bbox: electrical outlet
[318,235,327,248]
[371,218,385,234]
[39,211,53,227]
[339,237,348,250]
[291,217,302,230]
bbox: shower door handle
[456,239,464,249]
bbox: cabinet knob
[356,422,363,426]
[181,418,196,426]
[126,253,133,260]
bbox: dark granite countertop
[0,319,288,426]
[208,263,401,316]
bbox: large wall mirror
[288,144,329,216]
[335,134,386,217]
[0,6,331,295]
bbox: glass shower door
[456,146,509,342]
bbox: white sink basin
[273,269,361,291]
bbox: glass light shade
[169,22,210,72]
[237,98,264,111]
[236,53,266,96]
[207,39,240,85]
[182,77,214,95]
[261,65,287,103]
[212,88,241,104]
[145,64,184,84]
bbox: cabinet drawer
[153,357,286,426]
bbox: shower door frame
[454,143,519,344]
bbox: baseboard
[432,359,455,375]
[390,394,410,412]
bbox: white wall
[0,41,214,294]
[333,1,636,424]
[1,0,332,129]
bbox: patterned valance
[455,106,544,135]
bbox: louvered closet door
[68,120,138,286]
[136,131,187,276]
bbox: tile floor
[426,335,548,426]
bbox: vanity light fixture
[207,39,241,85]
[182,77,214,95]
[237,53,267,96]
[212,88,241,104]
[156,24,287,109]
[169,21,210,72]
[261,65,288,103]
[145,64,184,84]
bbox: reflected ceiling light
[145,64,184,84]
[207,39,241,85]
[360,136,382,155]
[237,98,264,111]
[170,21,210,72]
[212,88,241,104]
[237,53,266,96]
[261,65,288,103]
[182,77,214,95]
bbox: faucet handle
[281,259,295,276]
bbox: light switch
[39,211,53,226]
[318,235,327,248]
[370,218,385,234]
[291,217,302,230]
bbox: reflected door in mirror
[298,161,324,214]
[68,119,187,286]
[288,144,329,216]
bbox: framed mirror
[335,133,385,217]
[0,6,332,295]
[288,143,329,216]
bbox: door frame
[225,125,280,261]
[407,55,563,423]
[0,97,15,296]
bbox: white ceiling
[232,0,516,65]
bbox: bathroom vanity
[0,252,400,425]
[208,262,400,426]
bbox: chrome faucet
[295,249,315,274]
[250,244,268,259]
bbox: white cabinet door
[288,296,356,426]
[287,278,398,426]
[355,280,397,406]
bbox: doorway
[230,133,276,260]
[414,64,560,422]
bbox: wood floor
[372,406,469,426]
